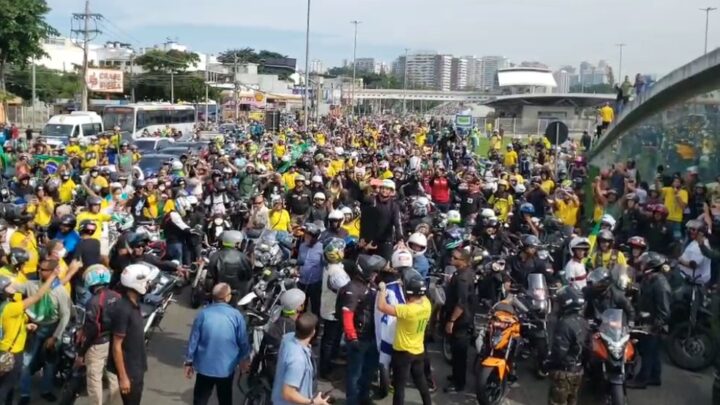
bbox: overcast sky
[48,0,716,77]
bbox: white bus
[102,103,196,140]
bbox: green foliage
[134,49,200,74]
[5,66,80,102]
[326,66,401,89]
[217,48,285,64]
[0,0,59,91]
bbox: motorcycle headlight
[61,333,72,346]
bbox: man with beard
[359,180,403,261]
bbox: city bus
[102,103,196,140]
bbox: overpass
[590,47,720,168]
[354,88,492,102]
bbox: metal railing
[473,117,596,136]
[4,105,54,130]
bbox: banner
[455,114,473,128]
[86,68,124,93]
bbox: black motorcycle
[57,306,87,405]
[141,264,179,344]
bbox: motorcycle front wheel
[476,366,506,405]
[609,383,626,405]
[442,335,452,364]
[667,322,717,371]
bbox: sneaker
[443,384,464,393]
[427,379,438,393]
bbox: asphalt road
[28,287,713,405]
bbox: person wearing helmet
[677,219,712,285]
[307,192,329,225]
[110,263,155,403]
[161,190,196,265]
[50,214,80,258]
[359,177,403,261]
[474,216,511,257]
[319,239,349,378]
[268,195,292,233]
[546,286,589,405]
[57,171,77,204]
[391,248,414,273]
[626,236,648,275]
[655,175,688,240]
[592,228,626,268]
[77,264,122,405]
[204,179,231,216]
[615,192,643,242]
[341,206,361,239]
[628,252,671,389]
[76,195,111,240]
[286,175,313,221]
[0,267,61,402]
[117,140,134,176]
[298,223,325,317]
[206,230,253,305]
[583,266,635,323]
[510,202,539,237]
[376,269,433,405]
[0,247,31,286]
[408,232,430,278]
[488,179,514,222]
[507,234,550,289]
[645,203,674,253]
[8,211,38,279]
[564,237,591,290]
[320,210,348,244]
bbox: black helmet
[597,229,614,243]
[586,267,612,290]
[59,214,76,228]
[78,219,97,234]
[639,251,668,273]
[127,232,151,248]
[87,196,102,206]
[9,248,30,266]
[520,234,541,250]
[403,269,427,297]
[556,286,585,314]
[12,211,33,226]
[356,254,387,279]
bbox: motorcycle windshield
[259,229,278,245]
[527,273,548,301]
[598,308,626,342]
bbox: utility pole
[701,7,717,54]
[615,43,626,83]
[204,53,210,126]
[303,0,311,130]
[130,52,135,102]
[31,60,36,130]
[234,55,239,122]
[350,20,361,116]
[402,48,409,115]
[170,71,175,104]
[71,0,102,111]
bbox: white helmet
[569,236,591,252]
[334,147,345,156]
[447,210,462,224]
[327,263,351,293]
[514,183,526,194]
[312,175,323,184]
[391,249,413,269]
[256,164,267,173]
[328,209,344,221]
[480,208,496,219]
[600,214,616,229]
[171,160,183,171]
[313,192,326,201]
[407,232,428,255]
[341,207,353,217]
[121,263,154,295]
[381,179,396,190]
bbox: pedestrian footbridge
[589,48,720,180]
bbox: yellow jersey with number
[393,297,432,355]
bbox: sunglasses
[39,266,54,272]
[451,255,464,261]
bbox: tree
[217,48,285,65]
[5,65,80,102]
[134,49,200,74]
[0,0,59,93]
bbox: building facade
[479,55,509,92]
[451,57,468,90]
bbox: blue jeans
[346,340,379,405]
[668,221,682,241]
[167,241,184,264]
[19,323,57,398]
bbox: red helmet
[627,236,647,250]
[652,204,669,219]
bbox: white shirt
[563,259,588,290]
[679,239,711,284]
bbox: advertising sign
[86,68,124,93]
[455,114,473,128]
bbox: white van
[42,111,104,146]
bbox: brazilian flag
[277,142,310,173]
[33,155,68,175]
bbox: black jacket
[337,278,376,341]
[79,288,121,356]
[359,197,403,244]
[548,313,589,371]
[207,248,253,284]
[286,188,312,216]
[583,285,636,323]
[637,272,672,330]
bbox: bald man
[185,283,251,405]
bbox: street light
[615,43,626,83]
[701,7,717,55]
[303,0,311,130]
[350,20,361,116]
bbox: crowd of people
[0,110,714,405]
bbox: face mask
[159,186,166,192]
[56,248,67,258]
[91,172,98,177]
[214,218,223,225]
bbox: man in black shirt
[109,263,151,405]
[359,180,403,261]
[443,248,476,393]
[74,221,102,270]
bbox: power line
[71,0,102,110]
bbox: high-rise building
[451,57,468,90]
[354,57,375,73]
[435,54,452,92]
[479,56,509,91]
[393,52,453,91]
[310,59,325,74]
[578,60,610,87]
[553,70,571,93]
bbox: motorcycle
[587,308,642,405]
[666,268,717,371]
[189,247,215,308]
[519,273,552,378]
[57,305,87,405]
[141,264,179,344]
[474,294,527,405]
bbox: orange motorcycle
[474,296,527,405]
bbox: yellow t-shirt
[9,231,38,277]
[600,106,614,123]
[65,145,81,157]
[282,172,298,190]
[489,135,502,151]
[58,180,77,204]
[0,302,27,353]
[269,209,292,232]
[26,198,54,227]
[393,297,432,355]
[342,218,360,239]
[330,159,345,174]
[415,133,427,147]
[503,150,518,168]
[92,176,109,189]
[590,250,627,269]
[381,170,393,180]
[316,133,326,146]
[274,144,286,158]
[489,194,514,222]
[144,194,159,219]
[76,211,111,240]
[540,179,555,195]
[555,199,579,227]
[57,259,72,296]
[661,186,688,223]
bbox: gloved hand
[346,339,361,351]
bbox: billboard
[86,68,124,93]
[455,114,473,128]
